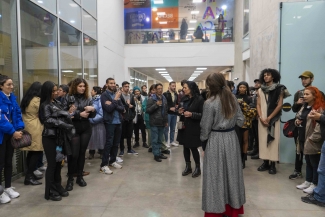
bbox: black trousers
[251,120,259,152]
[89,149,103,155]
[68,121,92,176]
[43,136,63,199]
[26,151,43,176]
[120,120,134,151]
[183,147,200,164]
[306,154,321,185]
[134,115,146,143]
[0,134,14,188]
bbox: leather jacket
[70,94,96,121]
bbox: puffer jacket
[71,94,96,121]
[146,94,168,127]
[296,106,324,155]
[0,91,25,144]
[89,95,103,125]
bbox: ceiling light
[37,0,43,3]
[70,20,76,23]
[194,71,203,73]
[77,73,82,75]
[196,68,207,70]
[89,75,97,78]
[193,0,202,3]
[69,3,78,7]
[191,11,199,14]
[303,5,313,9]
[62,70,74,73]
[152,8,157,12]
[156,68,166,71]
[189,20,197,23]
[222,5,227,10]
[159,72,168,74]
[154,0,164,4]
[157,12,166,16]
[159,21,167,24]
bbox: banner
[151,0,178,8]
[152,7,179,29]
[124,0,151,9]
[125,8,152,29]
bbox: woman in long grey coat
[200,73,246,217]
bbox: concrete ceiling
[132,66,231,83]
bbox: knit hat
[133,86,141,93]
[298,71,314,78]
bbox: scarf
[261,83,291,145]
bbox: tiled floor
[1,145,325,217]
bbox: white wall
[124,43,235,70]
[97,0,125,87]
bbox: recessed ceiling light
[189,20,197,23]
[89,75,97,78]
[191,11,199,14]
[196,68,207,70]
[159,72,168,74]
[194,71,203,73]
[62,70,74,73]
[159,21,167,24]
[156,68,166,71]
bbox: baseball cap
[298,71,314,78]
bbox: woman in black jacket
[177,81,204,178]
[39,81,74,201]
[66,78,96,191]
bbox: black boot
[182,162,192,176]
[143,143,149,148]
[154,156,162,162]
[242,153,247,169]
[65,176,74,191]
[192,164,201,178]
[133,142,140,148]
[148,147,152,152]
[55,184,69,197]
[251,153,259,159]
[76,175,87,187]
[24,174,42,185]
[269,161,277,175]
[257,160,270,172]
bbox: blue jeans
[151,126,164,157]
[101,124,122,167]
[164,114,177,143]
[314,142,325,203]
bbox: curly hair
[69,78,89,99]
[259,68,281,84]
[305,86,325,111]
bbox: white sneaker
[170,142,179,147]
[4,187,20,199]
[297,181,311,190]
[109,162,123,169]
[38,166,47,171]
[33,170,43,176]
[0,192,11,204]
[116,157,123,163]
[100,166,113,175]
[165,143,171,148]
[303,183,316,194]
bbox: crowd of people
[0,68,325,216]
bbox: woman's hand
[184,111,192,117]
[84,106,94,113]
[13,131,23,140]
[296,119,303,126]
[178,108,184,114]
[80,111,90,118]
[308,110,322,121]
[259,117,269,127]
[69,105,76,114]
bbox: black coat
[163,90,178,115]
[177,95,204,148]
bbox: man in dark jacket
[289,71,324,180]
[146,83,169,162]
[163,81,179,147]
[119,81,137,156]
[301,110,325,207]
[100,78,125,175]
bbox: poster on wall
[124,8,152,29]
[124,0,151,8]
[151,0,178,8]
[152,7,179,29]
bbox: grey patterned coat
[200,96,246,213]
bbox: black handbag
[11,130,32,149]
[283,119,297,138]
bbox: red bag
[283,119,297,138]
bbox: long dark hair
[69,78,89,98]
[206,73,237,119]
[185,81,200,97]
[20,82,42,113]
[40,81,56,105]
[0,74,11,91]
[236,81,250,96]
